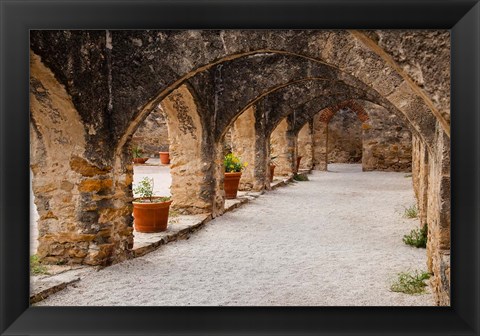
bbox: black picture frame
[1,0,479,335]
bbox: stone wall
[270,119,295,176]
[131,106,169,157]
[412,125,450,306]
[327,109,363,163]
[312,114,328,171]
[231,107,257,190]
[297,122,313,170]
[361,102,412,172]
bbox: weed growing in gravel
[404,173,412,178]
[30,255,49,275]
[293,173,309,181]
[403,204,418,218]
[403,225,428,248]
[390,270,431,295]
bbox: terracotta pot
[133,157,149,164]
[159,152,170,164]
[133,198,172,233]
[224,172,242,199]
[269,164,276,183]
[296,156,303,172]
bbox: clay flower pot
[224,172,242,199]
[269,164,276,183]
[133,157,149,164]
[159,151,170,164]
[133,198,172,233]
[296,156,303,172]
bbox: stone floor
[34,164,433,306]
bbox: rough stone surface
[131,106,169,156]
[361,102,412,172]
[327,109,363,163]
[270,119,294,176]
[297,122,313,170]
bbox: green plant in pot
[132,146,148,164]
[224,153,247,199]
[132,177,172,232]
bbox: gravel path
[36,164,434,306]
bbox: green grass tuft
[293,173,309,181]
[30,255,49,275]
[390,270,431,295]
[403,225,428,248]
[403,204,418,219]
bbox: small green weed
[390,270,431,295]
[404,173,412,178]
[169,208,180,218]
[403,204,418,219]
[293,173,309,181]
[30,255,49,275]
[403,225,428,248]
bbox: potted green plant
[132,177,172,232]
[224,153,247,199]
[132,146,149,164]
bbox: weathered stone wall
[411,135,429,228]
[31,52,133,266]
[131,107,169,157]
[297,122,313,170]
[327,109,363,163]
[363,30,451,126]
[160,85,212,214]
[270,118,294,176]
[361,102,412,172]
[425,124,450,306]
[231,107,258,190]
[312,114,328,171]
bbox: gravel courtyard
[36,164,433,306]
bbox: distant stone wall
[361,102,412,172]
[327,109,363,163]
[131,106,169,157]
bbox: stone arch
[30,52,126,265]
[316,100,370,124]
[158,84,212,214]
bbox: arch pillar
[31,52,132,266]
[160,85,212,214]
[312,113,328,171]
[425,125,450,306]
[270,118,295,176]
[231,106,267,191]
[297,122,314,170]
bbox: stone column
[312,113,328,171]
[31,52,133,266]
[270,118,295,176]
[161,85,212,214]
[425,124,451,306]
[231,106,265,191]
[297,122,313,170]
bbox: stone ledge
[131,213,212,258]
[270,175,294,190]
[30,266,93,304]
[30,178,294,304]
